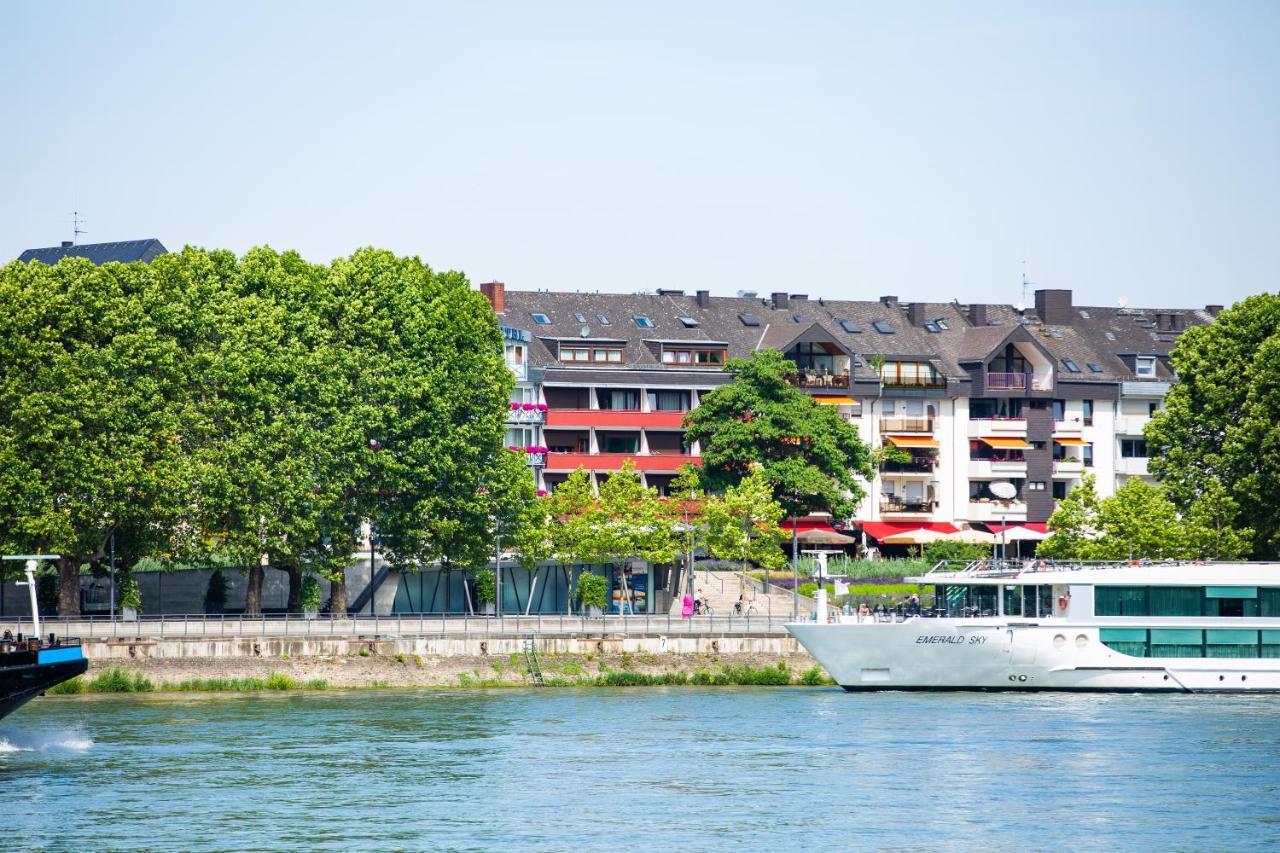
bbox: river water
[3,688,1278,851]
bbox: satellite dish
[989,481,1017,500]
[579,325,591,337]
[1117,297,1128,309]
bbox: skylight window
[634,315,654,328]
[837,320,861,334]
[573,313,587,323]
[792,315,810,324]
[934,319,949,330]
[1062,358,1081,373]
[924,322,941,333]
[738,313,761,327]
[597,314,611,325]
[872,320,894,334]
[1105,331,1117,341]
[1086,362,1104,373]
[677,316,699,328]
[531,313,551,325]
[1079,310,1091,319]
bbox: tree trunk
[57,556,81,617]
[244,564,264,617]
[285,564,302,612]
[328,569,348,617]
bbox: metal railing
[879,417,934,433]
[0,612,801,640]
[917,558,1242,580]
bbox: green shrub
[575,572,607,610]
[923,541,991,563]
[204,567,228,613]
[90,667,152,693]
[47,676,86,695]
[472,569,496,605]
[265,673,297,690]
[298,575,322,612]
[799,666,827,686]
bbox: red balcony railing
[544,452,701,473]
[544,409,687,429]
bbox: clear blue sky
[3,1,1277,308]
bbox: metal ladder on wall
[522,634,546,686]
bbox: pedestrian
[908,593,921,616]
[681,593,694,619]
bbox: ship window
[1148,586,1200,616]
[1095,586,1149,616]
[1263,630,1280,658]
[1206,629,1261,658]
[1099,628,1149,657]
[1150,629,1204,658]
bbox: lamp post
[3,554,60,639]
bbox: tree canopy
[681,349,874,519]
[1145,293,1280,558]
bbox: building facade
[483,281,1217,544]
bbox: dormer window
[561,344,623,363]
[573,313,587,323]
[634,315,654,328]
[531,313,551,325]
[662,347,726,367]
[1136,356,1157,377]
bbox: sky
[2,1,1277,309]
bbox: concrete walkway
[673,570,814,619]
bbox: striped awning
[979,436,1033,449]
[814,396,857,405]
[1053,436,1089,446]
[886,435,939,449]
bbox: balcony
[881,376,946,390]
[880,456,939,476]
[508,403,547,424]
[880,417,933,434]
[967,418,1026,437]
[1115,415,1149,435]
[968,458,1027,478]
[1052,458,1085,476]
[1053,418,1084,436]
[967,500,1027,522]
[880,497,937,516]
[789,371,851,389]
[985,372,1052,392]
[1116,456,1149,476]
[544,452,701,473]
[544,409,687,429]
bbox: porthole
[1242,675,1247,682]
[1018,675,1028,682]
[1219,675,1225,682]
[1163,674,1169,681]
[1009,675,1017,682]
[1053,634,1066,649]
[1075,634,1089,649]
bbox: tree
[683,349,874,520]
[0,256,191,614]
[1181,480,1254,560]
[1038,474,1101,560]
[703,466,787,594]
[1087,478,1186,561]
[1146,293,1280,558]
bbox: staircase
[669,570,814,618]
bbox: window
[1105,331,1117,341]
[1099,628,1149,657]
[598,390,640,411]
[1052,481,1067,500]
[597,314,611,325]
[738,313,761,327]
[1136,356,1157,377]
[1149,402,1160,417]
[880,361,941,387]
[647,390,691,412]
[872,320,894,334]
[837,320,861,333]
[1087,362,1104,373]
[634,315,654,328]
[935,319,949,330]
[1079,310,1091,319]
[1027,481,1046,491]
[602,434,640,453]
[1121,438,1148,458]
[561,345,622,363]
[924,322,941,333]
[1082,444,1093,467]
[1062,358,1081,373]
[531,313,551,325]
[970,398,1023,419]
[677,316,699,328]
[1052,400,1065,422]
[1082,400,1093,426]
[573,313,587,323]
[662,348,725,367]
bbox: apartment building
[482,281,1215,543]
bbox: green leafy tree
[683,349,874,521]
[1087,478,1186,561]
[0,256,192,614]
[1146,294,1280,557]
[1038,474,1101,560]
[1181,480,1253,560]
[703,466,787,593]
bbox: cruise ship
[788,561,1280,692]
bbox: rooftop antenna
[71,211,87,246]
[1017,261,1031,313]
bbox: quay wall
[67,634,817,688]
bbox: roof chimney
[61,241,73,248]
[1205,304,1223,317]
[696,290,710,308]
[1034,289,1072,325]
[771,292,789,309]
[907,303,927,327]
[790,294,808,303]
[479,281,505,314]
[880,295,898,306]
[968,304,988,326]
[656,288,684,296]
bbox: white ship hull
[788,619,1280,692]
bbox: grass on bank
[457,661,832,688]
[47,668,329,695]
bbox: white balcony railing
[967,418,1027,437]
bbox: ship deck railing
[916,558,1233,580]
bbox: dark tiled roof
[16,239,167,266]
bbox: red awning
[781,517,842,532]
[856,521,959,540]
[982,522,1048,534]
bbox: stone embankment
[74,634,818,688]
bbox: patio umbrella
[948,528,997,544]
[795,527,857,546]
[999,525,1049,542]
[880,528,949,545]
